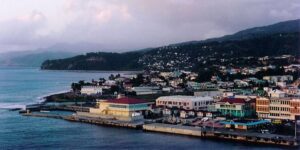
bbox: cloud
[0,0,299,52]
[0,11,51,51]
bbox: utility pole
[295,116,298,141]
[212,120,215,132]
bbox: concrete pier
[65,114,144,129]
[143,123,203,137]
[21,112,299,147]
[22,112,143,129]
[143,123,299,147]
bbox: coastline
[1,90,71,110]
[36,90,71,104]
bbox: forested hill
[41,19,300,71]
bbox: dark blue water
[0,67,288,149]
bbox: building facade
[131,86,161,95]
[81,86,103,95]
[156,95,214,110]
[256,97,300,120]
[215,98,255,118]
[89,97,152,121]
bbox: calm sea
[0,67,287,150]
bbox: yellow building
[89,97,153,121]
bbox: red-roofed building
[107,97,149,104]
[89,97,153,121]
[215,98,255,118]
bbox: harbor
[15,67,300,149]
[21,110,299,147]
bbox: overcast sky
[0,0,299,53]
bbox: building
[187,81,201,90]
[221,120,270,130]
[215,98,255,118]
[89,97,153,121]
[156,95,214,110]
[199,82,218,90]
[131,86,161,95]
[267,89,286,98]
[81,86,103,95]
[263,75,293,84]
[169,78,183,87]
[256,97,300,120]
[104,80,117,86]
[194,90,222,98]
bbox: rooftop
[218,98,247,104]
[156,95,213,102]
[220,120,270,126]
[107,97,149,104]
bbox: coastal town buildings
[156,95,214,110]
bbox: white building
[267,89,286,98]
[276,82,286,88]
[156,95,214,110]
[194,90,222,98]
[104,80,116,86]
[81,86,103,95]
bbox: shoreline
[40,69,143,73]
[21,111,299,147]
[36,90,71,103]
[3,90,71,111]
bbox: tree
[71,83,81,92]
[79,80,85,85]
[109,74,115,80]
[131,74,144,86]
[196,69,214,82]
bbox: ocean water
[0,67,288,150]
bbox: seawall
[143,123,299,147]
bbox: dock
[143,123,203,137]
[21,112,299,147]
[22,113,64,119]
[143,123,299,147]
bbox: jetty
[65,114,144,129]
[22,113,64,119]
[22,112,143,129]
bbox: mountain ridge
[41,19,300,71]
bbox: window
[109,104,127,109]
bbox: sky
[0,0,299,53]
